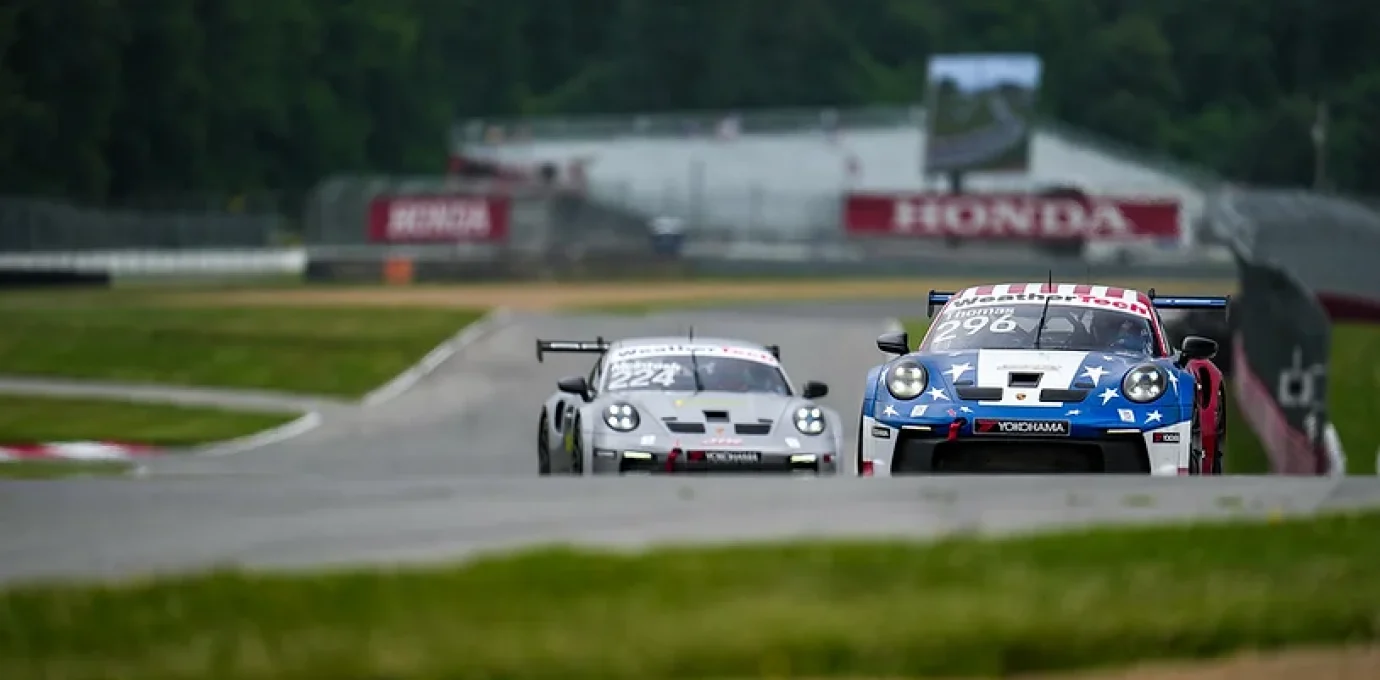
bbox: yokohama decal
[974,418,1071,436]
[844,193,1181,240]
[368,195,510,243]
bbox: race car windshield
[921,304,1161,355]
[602,355,792,395]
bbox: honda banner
[367,194,510,243]
[844,193,1182,240]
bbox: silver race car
[536,335,842,475]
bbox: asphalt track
[3,303,1380,585]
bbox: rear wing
[535,338,610,363]
[926,290,952,317]
[536,338,783,362]
[1145,289,1230,312]
[927,289,1229,317]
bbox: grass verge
[0,460,135,479]
[1,510,1378,679]
[0,394,296,447]
[0,394,298,478]
[0,291,486,398]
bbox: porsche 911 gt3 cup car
[536,335,842,475]
[858,283,1229,476]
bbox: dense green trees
[3,0,1378,204]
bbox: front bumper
[592,448,838,474]
[860,415,1191,476]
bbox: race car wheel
[537,409,552,475]
[1212,384,1227,475]
[569,414,585,475]
[855,416,864,476]
[1188,402,1205,475]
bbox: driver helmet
[1094,314,1150,353]
[701,358,780,392]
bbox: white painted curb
[194,411,323,457]
[360,307,512,407]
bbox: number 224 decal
[931,313,1019,344]
[606,362,681,390]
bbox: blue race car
[858,282,1229,476]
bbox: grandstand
[454,108,1212,243]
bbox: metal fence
[0,194,287,252]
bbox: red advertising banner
[844,193,1182,240]
[367,194,510,243]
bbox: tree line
[3,0,1379,206]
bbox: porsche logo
[714,426,725,435]
[1016,393,1027,401]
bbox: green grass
[1,510,1377,679]
[0,394,298,477]
[899,319,1378,473]
[1327,325,1380,474]
[0,394,296,447]
[0,292,485,397]
[0,460,134,479]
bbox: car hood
[613,391,796,427]
[916,348,1163,393]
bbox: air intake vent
[703,410,730,421]
[734,423,771,435]
[1040,388,1089,403]
[956,386,1003,401]
[1008,372,1043,388]
[665,422,706,434]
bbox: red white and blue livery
[858,283,1229,476]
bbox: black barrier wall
[1204,188,1380,474]
[0,269,111,289]
[1229,258,1332,473]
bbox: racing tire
[569,413,585,475]
[1188,401,1204,475]
[1211,384,1227,475]
[537,409,552,475]
[855,416,865,476]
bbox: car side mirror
[1178,335,1218,365]
[802,381,829,399]
[876,331,910,355]
[557,375,592,401]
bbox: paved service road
[4,307,1380,585]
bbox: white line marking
[194,411,322,457]
[361,307,511,406]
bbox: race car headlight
[1122,364,1168,403]
[794,406,825,435]
[603,403,640,431]
[885,360,927,400]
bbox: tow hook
[947,418,967,442]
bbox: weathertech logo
[1152,432,1181,444]
[974,418,1070,437]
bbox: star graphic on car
[1098,387,1119,405]
[882,405,898,417]
[1080,365,1109,384]
[945,362,973,381]
[1145,410,1163,423]
[926,387,950,401]
[1167,372,1179,394]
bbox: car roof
[609,336,768,351]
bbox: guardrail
[0,248,307,277]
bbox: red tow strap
[947,418,966,442]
